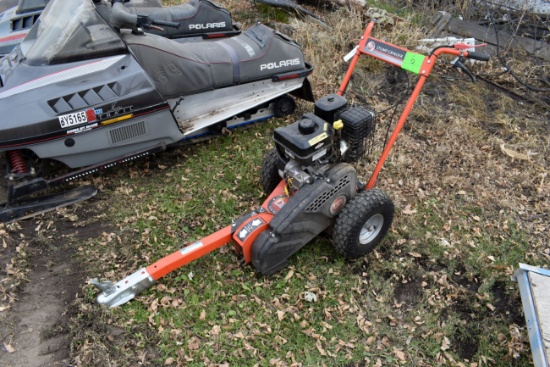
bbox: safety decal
[180,241,203,255]
[237,217,266,241]
[308,132,328,147]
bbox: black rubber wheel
[274,95,296,118]
[333,189,394,259]
[259,148,282,195]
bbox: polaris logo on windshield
[189,22,226,30]
[260,58,300,71]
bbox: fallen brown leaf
[4,343,15,353]
[393,347,406,361]
[500,144,529,160]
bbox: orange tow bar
[92,181,288,307]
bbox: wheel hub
[359,213,384,244]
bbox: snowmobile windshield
[21,0,126,65]
[16,0,49,13]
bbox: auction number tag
[58,110,93,128]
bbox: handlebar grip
[152,19,180,29]
[467,51,490,61]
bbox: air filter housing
[336,106,375,163]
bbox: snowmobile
[0,0,314,222]
[0,0,39,55]
[0,0,240,56]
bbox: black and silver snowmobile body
[0,0,313,222]
[0,0,45,55]
[0,0,239,56]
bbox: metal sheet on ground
[529,271,550,365]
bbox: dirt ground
[0,195,111,367]
[0,237,80,367]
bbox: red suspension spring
[7,150,28,174]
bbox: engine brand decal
[329,195,347,215]
[308,132,328,146]
[180,241,203,255]
[58,108,97,128]
[267,195,289,214]
[98,104,133,120]
[312,148,327,162]
[189,22,226,30]
[260,58,300,71]
[362,37,426,74]
[67,123,98,135]
[237,217,267,241]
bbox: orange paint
[338,21,374,96]
[146,226,232,280]
[144,181,289,281]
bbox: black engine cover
[251,163,357,275]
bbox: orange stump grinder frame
[92,21,489,308]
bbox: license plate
[58,110,88,128]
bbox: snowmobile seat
[96,0,234,39]
[128,0,234,38]
[124,23,308,99]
